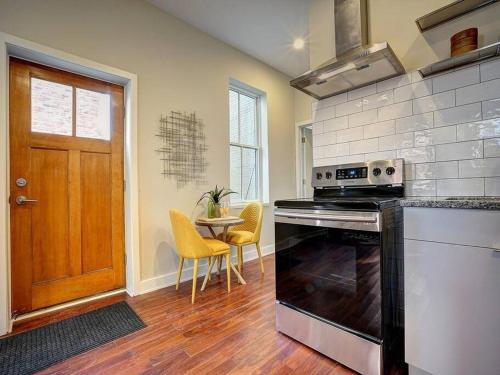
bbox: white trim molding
[138,244,275,295]
[0,32,141,335]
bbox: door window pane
[31,78,73,136]
[76,88,111,140]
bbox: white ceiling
[147,0,311,77]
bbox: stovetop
[274,196,401,211]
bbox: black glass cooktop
[274,197,400,211]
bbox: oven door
[275,208,382,341]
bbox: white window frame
[229,79,269,207]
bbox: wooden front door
[9,58,125,315]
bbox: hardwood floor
[10,255,355,374]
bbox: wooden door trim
[0,33,140,335]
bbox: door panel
[9,57,125,315]
[31,148,70,283]
[81,152,112,273]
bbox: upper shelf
[415,0,499,32]
[417,41,500,77]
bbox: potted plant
[197,185,235,218]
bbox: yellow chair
[218,202,264,274]
[169,209,232,304]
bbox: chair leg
[225,253,231,293]
[191,259,199,304]
[256,242,264,274]
[176,257,184,290]
[201,257,216,291]
[217,255,222,275]
[237,245,243,274]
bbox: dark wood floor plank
[8,254,354,375]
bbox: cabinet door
[405,239,500,375]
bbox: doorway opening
[296,123,313,198]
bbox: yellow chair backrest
[232,202,263,243]
[169,209,212,259]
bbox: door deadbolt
[16,178,27,187]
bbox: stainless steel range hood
[291,0,405,100]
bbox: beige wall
[0,0,298,281]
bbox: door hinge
[124,180,126,191]
[124,253,127,265]
[301,137,306,143]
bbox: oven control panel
[312,159,404,188]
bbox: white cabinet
[404,207,500,375]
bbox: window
[31,77,111,140]
[229,82,268,205]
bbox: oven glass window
[275,223,382,340]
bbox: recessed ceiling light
[293,38,305,50]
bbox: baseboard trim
[138,243,275,295]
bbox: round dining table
[195,216,246,285]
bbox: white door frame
[0,32,141,335]
[295,120,313,198]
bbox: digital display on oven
[336,167,368,180]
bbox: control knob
[316,172,323,180]
[372,168,381,177]
[386,167,395,175]
[325,172,332,179]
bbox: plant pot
[207,200,221,218]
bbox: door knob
[15,195,38,205]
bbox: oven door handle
[274,211,377,223]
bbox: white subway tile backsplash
[349,138,378,155]
[336,155,365,164]
[437,178,484,196]
[314,131,337,146]
[414,126,456,146]
[349,109,378,127]
[379,132,414,151]
[324,143,350,158]
[415,161,458,180]
[363,120,395,139]
[311,61,500,197]
[405,180,436,196]
[316,93,347,109]
[336,99,363,117]
[485,177,500,195]
[480,59,500,82]
[313,121,323,134]
[436,140,483,161]
[313,105,336,121]
[378,101,413,121]
[395,113,433,133]
[482,99,500,120]
[337,127,364,143]
[484,138,500,157]
[394,80,432,102]
[433,103,482,128]
[432,66,479,93]
[363,90,394,110]
[397,146,435,163]
[364,150,397,161]
[324,116,348,132]
[376,73,411,92]
[348,84,376,100]
[459,158,500,178]
[456,119,500,141]
[413,91,455,114]
[456,79,500,105]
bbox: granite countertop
[399,197,500,210]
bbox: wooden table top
[195,217,244,227]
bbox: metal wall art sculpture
[156,111,208,188]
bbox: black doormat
[0,301,146,375]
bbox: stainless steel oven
[274,159,406,375]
